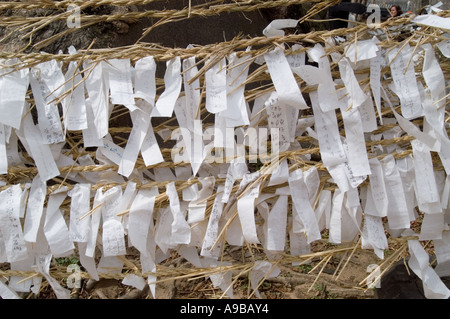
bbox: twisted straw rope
[0,12,447,70]
[0,0,339,49]
[0,0,328,11]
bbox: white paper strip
[250,261,280,299]
[118,108,151,177]
[35,253,71,299]
[182,50,201,131]
[361,214,388,259]
[68,183,91,242]
[122,273,147,290]
[370,43,383,124]
[18,111,60,182]
[188,176,215,224]
[288,169,321,243]
[223,51,251,127]
[0,124,7,175]
[141,120,164,166]
[412,14,450,30]
[263,19,299,37]
[134,56,157,105]
[102,219,126,257]
[329,188,344,244]
[128,187,158,254]
[396,156,418,222]
[204,259,234,299]
[5,130,23,167]
[9,257,34,293]
[63,46,88,131]
[412,140,441,214]
[340,107,371,178]
[166,181,191,245]
[44,188,75,256]
[420,45,450,174]
[365,158,388,217]
[264,46,308,110]
[328,163,350,193]
[99,136,123,166]
[381,86,440,152]
[304,166,320,204]
[380,155,410,229]
[205,57,227,113]
[345,38,379,63]
[152,57,182,117]
[315,189,331,231]
[419,213,444,240]
[408,240,450,299]
[268,158,289,186]
[0,280,20,299]
[85,188,103,258]
[154,207,173,254]
[97,255,124,275]
[0,60,29,129]
[266,195,288,251]
[78,242,99,281]
[434,231,450,277]
[221,158,247,203]
[108,58,135,106]
[200,184,225,259]
[173,97,205,175]
[338,57,368,109]
[293,64,343,113]
[101,186,126,257]
[237,181,261,244]
[0,185,28,262]
[359,96,378,133]
[287,44,305,68]
[307,43,331,77]
[23,175,46,242]
[38,58,65,100]
[289,223,311,264]
[310,91,347,167]
[29,69,65,144]
[265,92,293,150]
[422,43,446,109]
[82,97,104,147]
[436,38,450,58]
[83,61,110,140]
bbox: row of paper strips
[0,16,450,298]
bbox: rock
[89,279,123,299]
[375,261,425,299]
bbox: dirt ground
[24,241,385,300]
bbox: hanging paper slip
[107,58,136,107]
[388,44,423,120]
[264,46,308,110]
[0,60,29,129]
[134,56,157,105]
[152,57,182,117]
[0,185,28,262]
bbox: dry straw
[0,0,449,299]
